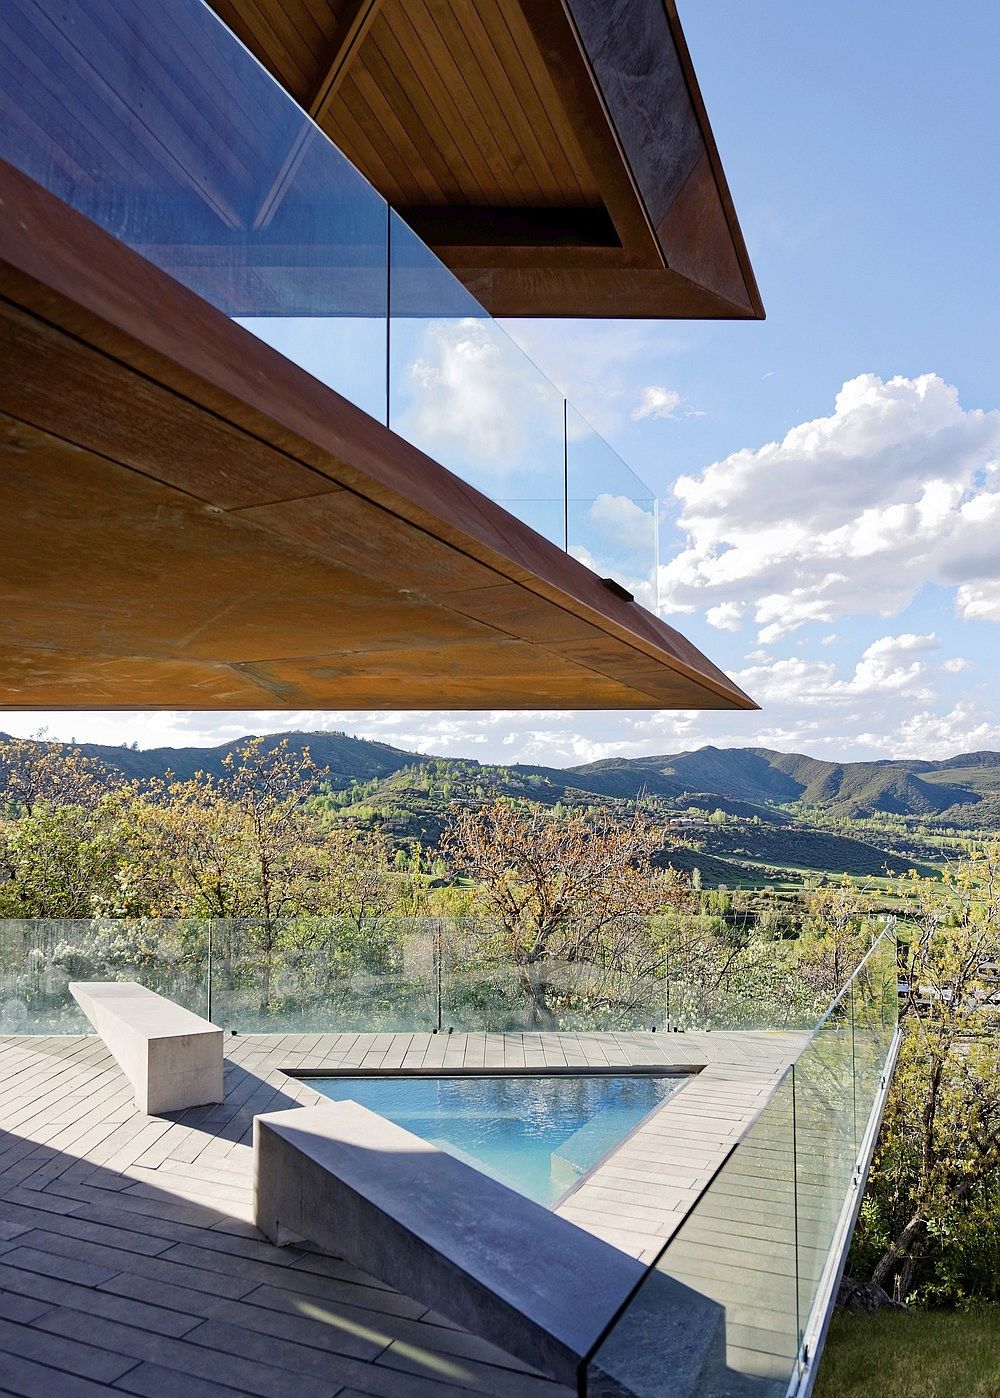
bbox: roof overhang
[205,0,764,319]
[0,160,756,713]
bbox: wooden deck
[0,1030,804,1396]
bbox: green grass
[815,1307,1000,1398]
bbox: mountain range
[7,730,999,823]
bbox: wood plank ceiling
[206,0,764,318]
[214,0,600,210]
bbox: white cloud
[942,656,972,673]
[659,373,1000,640]
[857,702,1000,760]
[955,581,1000,621]
[837,632,939,695]
[706,601,745,631]
[633,386,682,420]
[5,674,1000,771]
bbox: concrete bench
[254,1102,725,1393]
[69,982,223,1115]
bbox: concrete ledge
[69,981,223,1115]
[254,1101,720,1389]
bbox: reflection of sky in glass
[390,316,565,513]
[236,317,386,424]
[0,0,658,603]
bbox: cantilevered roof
[206,0,764,319]
[0,161,755,713]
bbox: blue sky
[8,1,1000,766]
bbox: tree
[799,881,880,997]
[129,739,330,1011]
[0,791,138,919]
[128,739,401,1014]
[319,825,395,941]
[439,798,687,1026]
[0,733,112,815]
[852,847,1000,1303]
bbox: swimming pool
[309,1072,682,1206]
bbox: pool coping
[270,1031,808,1266]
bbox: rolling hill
[3,729,983,884]
[3,731,996,821]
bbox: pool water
[310,1073,681,1206]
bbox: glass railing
[584,927,900,1398]
[0,0,658,610]
[0,915,893,1041]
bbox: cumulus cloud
[659,373,1000,640]
[586,494,656,554]
[839,632,939,695]
[856,702,1000,759]
[955,581,1000,621]
[726,632,942,720]
[632,386,682,420]
[706,601,746,631]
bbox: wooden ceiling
[0,159,756,713]
[206,0,764,318]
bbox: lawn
[815,1306,1000,1398]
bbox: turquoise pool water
[310,1072,680,1206]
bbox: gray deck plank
[0,1029,811,1397]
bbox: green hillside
[570,746,983,820]
[699,825,938,879]
[33,731,420,790]
[1,732,995,883]
[5,730,994,821]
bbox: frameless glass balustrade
[0,916,895,1041]
[0,0,657,604]
[584,927,900,1398]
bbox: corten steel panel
[0,159,757,713]
[202,0,764,320]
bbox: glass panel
[662,934,829,1034]
[587,1071,799,1398]
[0,0,660,575]
[0,0,389,420]
[792,994,858,1352]
[0,918,209,1032]
[851,934,895,1148]
[207,917,438,1033]
[439,922,666,1033]
[389,212,567,549]
[566,404,659,611]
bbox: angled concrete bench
[254,1102,725,1394]
[69,982,223,1115]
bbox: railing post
[206,920,213,1024]
[791,1060,802,1363]
[562,398,569,552]
[385,202,392,430]
[435,920,443,1032]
